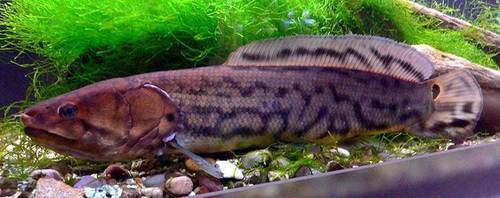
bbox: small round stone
[140,187,163,198]
[270,156,290,169]
[165,176,193,196]
[143,174,166,187]
[327,161,344,172]
[240,149,272,169]
[293,166,312,178]
[216,160,244,179]
[104,164,131,181]
[198,175,223,192]
[30,169,64,181]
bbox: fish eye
[58,104,78,119]
[166,113,176,122]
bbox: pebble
[293,166,312,178]
[0,188,17,197]
[165,176,193,196]
[400,148,416,155]
[104,164,131,181]
[198,175,223,192]
[143,174,166,187]
[34,178,84,198]
[140,187,163,198]
[84,185,122,198]
[326,161,344,172]
[240,149,272,169]
[73,175,103,188]
[120,187,141,198]
[194,186,210,194]
[17,180,34,193]
[185,158,216,173]
[0,176,17,189]
[331,147,350,157]
[244,170,268,184]
[270,156,290,169]
[45,160,72,176]
[30,169,64,181]
[215,161,244,179]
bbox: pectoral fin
[167,138,223,179]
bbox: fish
[21,35,482,177]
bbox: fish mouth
[23,127,98,160]
[24,127,50,138]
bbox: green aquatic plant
[0,0,497,180]
[0,103,66,179]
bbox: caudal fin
[411,70,483,141]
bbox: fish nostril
[21,113,32,124]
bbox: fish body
[21,35,482,161]
[142,66,432,153]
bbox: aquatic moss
[0,0,497,179]
[1,0,496,98]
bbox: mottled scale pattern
[136,65,433,153]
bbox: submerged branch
[403,0,500,51]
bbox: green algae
[0,0,497,180]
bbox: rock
[120,187,141,198]
[185,158,216,172]
[198,175,223,192]
[73,175,103,188]
[240,149,272,169]
[30,169,64,181]
[215,160,244,179]
[270,156,290,169]
[45,160,72,176]
[194,186,210,194]
[104,164,131,181]
[326,161,344,172]
[0,176,17,189]
[17,180,35,194]
[0,188,17,197]
[84,185,122,198]
[143,174,165,187]
[165,176,193,196]
[34,178,84,198]
[400,148,416,155]
[245,170,268,184]
[140,187,163,198]
[330,147,350,157]
[293,166,312,178]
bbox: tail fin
[411,70,483,141]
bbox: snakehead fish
[21,35,482,165]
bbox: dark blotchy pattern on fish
[133,65,433,152]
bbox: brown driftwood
[403,0,500,51]
[414,44,500,133]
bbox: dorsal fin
[224,35,434,82]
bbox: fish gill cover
[0,0,497,179]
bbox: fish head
[21,78,179,161]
